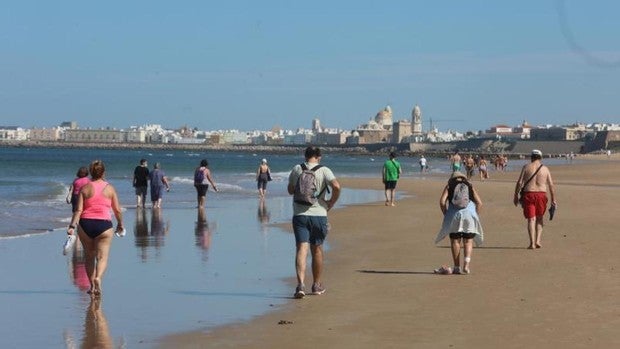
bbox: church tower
[411,104,422,135]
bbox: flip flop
[433,266,453,275]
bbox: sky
[1,0,620,133]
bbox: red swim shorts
[521,191,548,219]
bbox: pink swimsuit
[81,181,112,220]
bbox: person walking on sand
[288,146,341,299]
[133,159,149,208]
[513,149,557,249]
[434,171,484,275]
[256,158,272,198]
[67,160,123,296]
[149,162,170,208]
[478,155,489,181]
[66,166,90,213]
[194,159,218,208]
[382,152,402,206]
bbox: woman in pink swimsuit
[67,160,123,296]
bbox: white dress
[435,201,484,246]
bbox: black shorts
[384,180,397,190]
[195,184,209,196]
[449,232,476,240]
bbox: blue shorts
[292,215,328,245]
[79,218,113,239]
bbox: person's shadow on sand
[357,269,435,275]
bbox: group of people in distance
[132,159,171,209]
[62,146,555,300]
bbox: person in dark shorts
[256,158,271,198]
[67,160,123,296]
[287,146,341,298]
[133,159,149,208]
[194,159,218,208]
[434,171,484,275]
[382,152,402,206]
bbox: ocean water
[0,147,414,348]
[0,147,428,237]
[0,147,578,347]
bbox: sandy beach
[161,155,620,348]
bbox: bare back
[519,161,553,192]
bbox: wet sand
[161,155,620,348]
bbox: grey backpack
[450,180,471,209]
[293,163,327,206]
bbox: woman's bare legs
[450,238,461,270]
[78,229,113,296]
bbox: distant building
[392,120,412,143]
[60,121,78,129]
[65,128,125,143]
[530,124,589,141]
[0,126,28,141]
[411,104,422,135]
[313,131,347,145]
[29,127,62,141]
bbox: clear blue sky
[1,0,619,132]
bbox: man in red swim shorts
[513,150,557,249]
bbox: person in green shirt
[382,152,402,206]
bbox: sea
[0,146,576,348]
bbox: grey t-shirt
[288,162,336,217]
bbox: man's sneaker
[294,285,306,299]
[311,283,326,295]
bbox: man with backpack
[287,146,341,299]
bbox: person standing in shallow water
[66,166,90,213]
[382,152,402,206]
[67,160,123,296]
[194,159,218,208]
[149,162,170,208]
[133,159,149,208]
[514,149,557,249]
[256,158,271,198]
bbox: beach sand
[160,156,620,348]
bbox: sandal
[433,266,453,275]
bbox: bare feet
[391,202,396,207]
[92,278,102,297]
[385,201,389,206]
[535,243,542,249]
[527,245,535,249]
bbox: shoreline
[159,158,620,348]
[0,139,604,158]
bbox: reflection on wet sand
[68,237,91,292]
[195,207,216,261]
[81,298,114,349]
[257,198,271,233]
[133,208,170,262]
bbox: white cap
[261,158,267,163]
[531,149,542,156]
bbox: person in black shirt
[133,159,149,207]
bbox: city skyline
[2,1,620,131]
